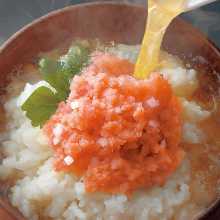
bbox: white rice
[0,46,211,220]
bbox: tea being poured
[134,0,217,79]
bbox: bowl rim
[1,1,220,58]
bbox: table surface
[0,1,220,219]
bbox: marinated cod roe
[44,53,184,194]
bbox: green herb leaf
[39,42,90,101]
[22,41,91,127]
[21,86,60,127]
[60,41,90,76]
[39,58,69,101]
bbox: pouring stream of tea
[134,0,217,79]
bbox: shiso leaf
[39,41,90,101]
[60,41,90,76]
[39,58,69,101]
[21,86,59,127]
[22,41,91,127]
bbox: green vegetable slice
[21,86,60,127]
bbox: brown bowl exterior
[0,2,220,220]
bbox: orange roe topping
[44,53,184,195]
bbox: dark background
[0,0,220,219]
[0,0,220,47]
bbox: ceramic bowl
[0,2,220,220]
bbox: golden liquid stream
[134,0,186,79]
